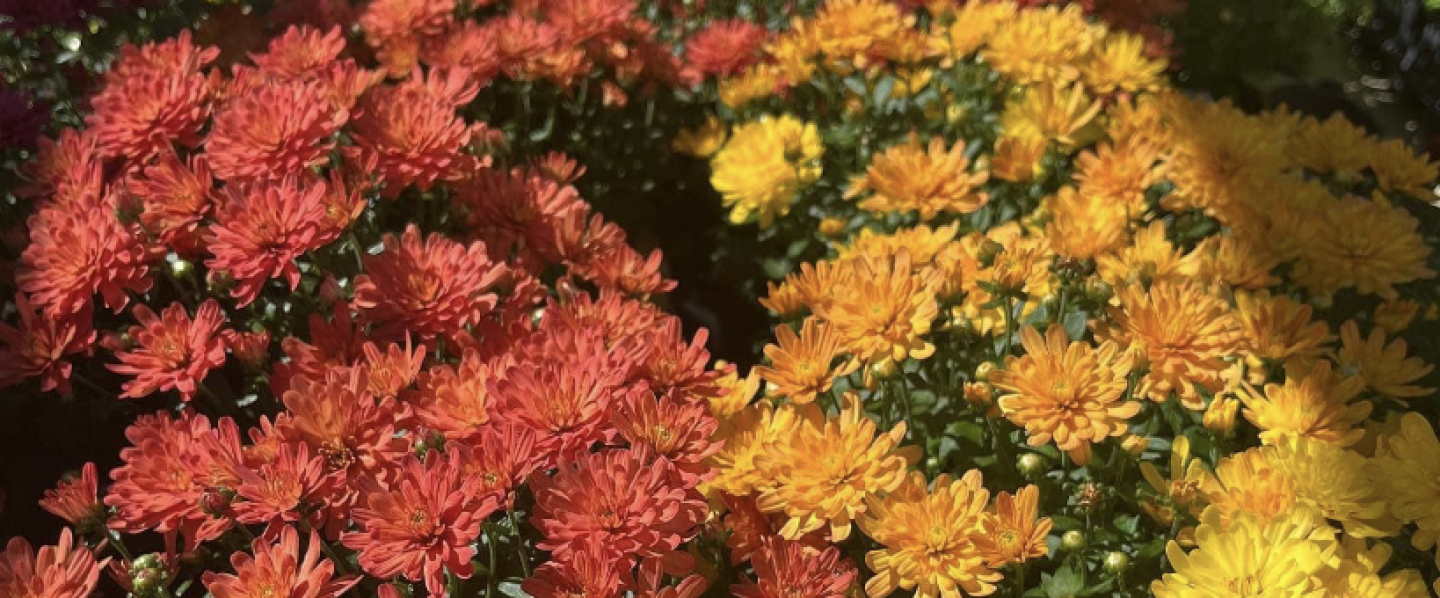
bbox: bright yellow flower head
[672,116,728,158]
[709,366,762,420]
[1001,81,1102,147]
[1190,234,1281,290]
[708,401,801,497]
[1081,31,1166,95]
[818,251,939,366]
[1045,186,1129,260]
[1107,93,1169,149]
[710,115,823,228]
[1096,221,1197,288]
[1151,506,1336,598]
[1369,137,1440,200]
[989,134,1047,183]
[1240,360,1370,448]
[1073,136,1164,215]
[1270,437,1398,538]
[756,317,860,405]
[1233,290,1333,370]
[1314,537,1431,598]
[1093,281,1243,409]
[719,64,781,109]
[991,325,1137,465]
[847,135,989,220]
[762,259,854,316]
[944,0,1016,57]
[859,470,1002,598]
[1139,436,1208,526]
[1336,320,1433,401]
[1199,446,1297,532]
[974,484,1052,568]
[1367,413,1440,550]
[1295,193,1436,300]
[983,4,1095,85]
[1286,113,1373,176]
[755,393,917,541]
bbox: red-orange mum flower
[457,166,586,261]
[233,442,339,538]
[546,0,634,43]
[341,449,495,595]
[249,25,347,78]
[0,529,104,598]
[612,390,720,488]
[490,15,562,77]
[108,299,229,401]
[588,245,677,297]
[354,225,507,342]
[531,448,705,574]
[359,0,455,74]
[490,349,624,465]
[358,339,426,399]
[0,293,94,394]
[345,72,483,197]
[638,319,718,398]
[203,527,359,598]
[422,22,503,82]
[206,79,348,183]
[20,129,100,201]
[731,536,857,598]
[522,538,625,598]
[40,462,104,529]
[126,151,214,255]
[461,423,543,509]
[229,330,271,372]
[278,370,410,485]
[271,305,367,395]
[685,19,768,77]
[206,176,338,307]
[18,193,157,316]
[106,412,235,549]
[545,290,660,351]
[87,32,218,162]
[413,349,498,440]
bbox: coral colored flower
[413,350,497,440]
[0,529,104,598]
[522,538,625,598]
[342,450,494,595]
[489,351,623,466]
[421,21,503,80]
[126,151,214,254]
[229,330,271,372]
[859,470,1000,598]
[206,177,338,307]
[0,294,95,394]
[20,129,101,202]
[18,193,157,317]
[456,166,586,261]
[87,33,218,162]
[233,442,339,537]
[40,463,104,529]
[637,319,717,398]
[611,390,720,488]
[206,79,348,182]
[976,485,1052,568]
[848,135,989,220]
[106,412,236,549]
[358,339,426,399]
[818,251,938,367]
[249,25,347,78]
[755,317,857,405]
[359,0,454,74]
[353,225,507,342]
[530,447,706,573]
[588,246,679,298]
[732,536,856,598]
[271,305,367,395]
[203,527,359,598]
[545,0,633,43]
[1240,360,1370,448]
[459,424,543,509]
[1336,320,1433,401]
[345,74,483,198]
[1151,507,1335,598]
[278,370,409,484]
[685,19,768,77]
[108,299,229,401]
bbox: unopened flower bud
[168,258,193,279]
[974,362,994,382]
[1203,396,1239,437]
[964,382,993,409]
[1016,453,1046,479]
[200,487,235,518]
[976,239,1004,269]
[1120,434,1148,458]
[869,359,899,381]
[1103,551,1131,575]
[818,217,847,239]
[1061,530,1086,551]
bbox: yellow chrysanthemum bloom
[1240,177,1329,263]
[1093,281,1243,409]
[710,115,823,228]
[847,135,989,220]
[1139,436,1208,526]
[719,64,781,109]
[819,251,939,366]
[1107,93,1169,149]
[709,366,761,420]
[1096,221,1197,288]
[989,134,1047,182]
[755,317,860,405]
[1240,360,1370,447]
[1080,31,1166,95]
[1270,437,1398,538]
[759,278,808,317]
[1369,137,1440,199]
[1233,290,1333,373]
[974,484,1052,568]
[1001,82,1102,147]
[1336,320,1433,401]
[944,0,1016,57]
[1190,234,1281,290]
[991,325,1136,465]
[1045,186,1129,260]
[1295,193,1436,300]
[836,224,960,267]
[1199,446,1297,531]
[954,226,1056,334]
[1203,395,1240,437]
[1367,413,1440,550]
[859,470,1002,598]
[756,393,917,541]
[1314,537,1431,598]
[983,4,1095,85]
[1286,113,1373,175]
[1073,136,1164,215]
[779,0,903,74]
[707,401,800,497]
[1162,95,1289,226]
[672,116,728,158]
[1151,506,1336,598]
[1373,299,1420,334]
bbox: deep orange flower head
[755,317,858,405]
[612,390,720,487]
[228,330,271,373]
[18,192,158,317]
[345,70,485,197]
[202,527,359,598]
[413,349,499,440]
[0,293,95,394]
[233,442,340,538]
[126,151,214,255]
[490,342,625,466]
[637,319,718,398]
[976,485,1053,567]
[206,79,348,183]
[0,529,105,598]
[108,299,230,401]
[546,0,635,43]
[522,538,625,598]
[359,0,454,73]
[353,224,508,343]
[458,423,544,509]
[40,463,104,529]
[544,290,661,352]
[685,19,768,77]
[206,176,338,307]
[731,536,857,598]
[87,32,219,162]
[105,412,237,549]
[588,245,678,297]
[278,369,410,485]
[421,21,503,82]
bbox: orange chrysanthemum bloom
[87,32,218,162]
[203,527,359,598]
[636,319,718,398]
[345,71,484,198]
[612,390,720,488]
[1073,137,1164,214]
[1336,320,1434,401]
[755,394,916,541]
[126,151,214,255]
[546,0,633,43]
[279,370,410,483]
[270,305,367,395]
[1095,221,1196,288]
[421,21,503,81]
[991,325,1137,465]
[1190,234,1280,291]
[40,463,104,530]
[1296,194,1436,300]
[413,349,497,441]
[0,294,95,395]
[206,177,338,307]
[588,245,680,298]
[859,470,1001,598]
[976,484,1053,568]
[847,135,989,220]
[1045,185,1129,260]
[342,450,495,596]
[731,536,857,598]
[233,442,338,537]
[108,299,229,401]
[1094,281,1243,409]
[357,339,425,399]
[522,539,625,598]
[353,224,507,342]
[0,529,104,598]
[1233,290,1332,371]
[18,193,157,317]
[359,0,455,74]
[1240,360,1370,447]
[755,317,858,405]
[707,401,801,497]
[459,423,543,509]
[206,79,347,182]
[818,251,939,366]
[490,351,624,466]
[531,447,706,573]
[106,412,235,549]
[456,166,585,261]
[685,19,768,77]
[762,260,854,316]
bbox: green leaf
[1043,557,1086,598]
[497,581,530,598]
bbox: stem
[106,529,134,562]
[507,508,531,578]
[1013,560,1027,598]
[1000,296,1017,362]
[485,524,498,597]
[1158,516,1183,571]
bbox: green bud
[1103,551,1131,575]
[1016,453,1046,479]
[1061,530,1086,551]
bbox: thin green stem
[1001,296,1017,361]
[106,529,134,562]
[485,524,498,597]
[1013,560,1027,598]
[507,508,531,578]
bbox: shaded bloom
[108,299,229,401]
[106,412,236,549]
[818,251,938,366]
[203,527,359,598]
[0,529,104,598]
[611,390,720,488]
[0,294,95,394]
[1240,360,1370,447]
[847,135,988,220]
[1335,320,1433,401]
[1001,81,1102,146]
[992,325,1137,465]
[127,151,214,254]
[732,536,856,598]
[233,442,338,537]
[358,339,425,399]
[710,115,823,228]
[359,0,455,74]
[87,32,218,162]
[1296,194,1436,300]
[40,463,104,529]
[206,79,348,183]
[18,193,157,317]
[249,25,347,78]
[755,317,858,405]
[859,470,1000,598]
[1234,291,1332,371]
[1151,507,1335,598]
[1046,186,1130,260]
[354,225,506,342]
[1367,413,1440,551]
[685,19,768,77]
[345,72,484,197]
[206,177,338,307]
[975,484,1052,568]
[1094,281,1242,409]
[718,64,781,109]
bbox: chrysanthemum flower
[0,529,104,598]
[859,470,1000,597]
[847,136,989,220]
[1162,96,1289,224]
[0,294,94,394]
[271,305,367,395]
[206,177,337,307]
[819,251,937,367]
[1094,281,1242,409]
[357,339,425,399]
[708,401,801,497]
[353,224,506,342]
[249,25,346,78]
[636,320,718,398]
[588,246,679,298]
[1369,137,1440,199]
[1151,507,1335,597]
[342,450,493,596]
[1001,82,1102,147]
[40,463,104,530]
[1095,222,1196,288]
[1191,234,1281,290]
[612,390,720,488]
[755,317,858,405]
[87,32,218,162]
[756,394,915,541]
[1198,446,1299,533]
[456,166,586,261]
[126,151,214,254]
[1285,113,1373,176]
[1081,31,1166,95]
[1239,360,1370,447]
[1335,320,1433,401]
[489,353,623,466]
[1270,437,1397,538]
[992,325,1137,465]
[206,80,347,183]
[718,64,781,110]
[1045,186,1129,260]
[1139,436,1207,526]
[709,366,761,420]
[1313,537,1431,598]
[989,134,1047,183]
[203,527,359,598]
[522,539,625,598]
[279,370,410,483]
[233,442,339,537]
[106,412,235,548]
[1367,413,1440,550]
[944,0,1016,57]
[1073,137,1164,214]
[108,299,229,401]
[982,4,1094,84]
[19,193,157,317]
[710,115,823,228]
[20,129,101,202]
[732,536,856,598]
[421,21,503,81]
[459,423,543,509]
[359,0,454,74]
[1296,194,1435,300]
[685,19,768,77]
[531,447,706,573]
[413,350,497,441]
[345,73,483,198]
[976,484,1052,568]
[1234,290,1332,372]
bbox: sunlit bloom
[358,0,454,74]
[755,317,859,405]
[719,64,781,109]
[106,412,235,548]
[707,401,800,497]
[765,258,856,317]
[271,305,367,395]
[354,225,506,342]
[988,134,1047,183]
[1369,137,1440,199]
[18,193,157,316]
[686,19,768,77]
[413,350,497,441]
[233,442,338,537]
[710,115,824,228]
[612,390,720,487]
[1191,234,1281,290]
[1368,413,1440,550]
[819,251,938,366]
[1270,437,1397,538]
[109,299,229,401]
[1234,291,1332,371]
[87,33,218,162]
[40,463,104,529]
[1295,194,1435,300]
[708,366,760,420]
[545,0,632,43]
[859,470,999,597]
[0,529,104,598]
[636,319,718,398]
[1139,436,1208,526]
[1094,281,1242,409]
[1335,320,1433,401]
[342,450,494,596]
[1045,186,1129,260]
[1081,31,1166,94]
[531,447,706,573]
[279,371,409,483]
[206,80,347,182]
[672,116,728,158]
[982,4,1095,84]
[456,166,585,262]
[835,224,959,268]
[459,424,543,509]
[755,394,915,541]
[206,177,338,307]
[1313,537,1430,598]
[944,0,1016,57]
[732,536,857,598]
[0,293,94,394]
[776,0,903,74]
[1240,360,1370,447]
[203,527,359,598]
[975,484,1052,568]
[1001,82,1102,146]
[127,151,214,254]
[345,72,485,197]
[847,136,989,220]
[1073,137,1164,214]
[992,325,1137,465]
[1151,507,1336,598]
[489,346,624,466]
[522,539,624,598]
[1095,221,1196,288]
